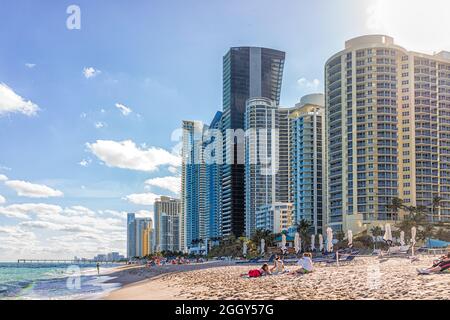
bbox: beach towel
[248,269,262,278]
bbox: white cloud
[83,67,101,79]
[0,203,60,220]
[80,112,87,119]
[145,176,180,195]
[297,77,321,91]
[94,121,106,129]
[79,159,92,167]
[115,103,132,116]
[0,83,40,116]
[168,166,178,174]
[25,63,36,69]
[0,174,8,181]
[5,180,64,198]
[124,192,159,205]
[0,195,5,204]
[0,203,128,261]
[366,0,450,53]
[86,140,181,172]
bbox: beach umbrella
[243,241,247,256]
[260,239,265,255]
[281,233,287,252]
[383,223,393,242]
[294,232,301,254]
[400,231,405,246]
[348,230,353,247]
[319,234,324,251]
[311,234,316,251]
[411,226,417,256]
[411,227,417,246]
[326,227,333,252]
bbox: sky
[0,0,449,261]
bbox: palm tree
[295,219,311,251]
[431,196,443,223]
[386,197,404,220]
[370,226,383,249]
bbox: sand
[104,256,450,300]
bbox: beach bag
[248,269,262,278]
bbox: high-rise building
[325,35,450,233]
[204,111,223,240]
[142,225,153,256]
[126,213,136,258]
[181,120,208,251]
[221,47,285,237]
[135,218,152,257]
[154,196,182,252]
[256,203,293,234]
[158,212,180,252]
[244,97,290,237]
[289,94,326,234]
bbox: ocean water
[0,262,122,300]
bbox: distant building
[181,120,208,251]
[142,224,153,256]
[154,196,181,252]
[204,111,223,240]
[158,212,180,252]
[255,203,293,234]
[126,213,136,258]
[135,218,152,257]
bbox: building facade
[135,218,152,257]
[204,111,223,240]
[126,213,136,258]
[158,212,180,252]
[325,35,450,234]
[181,120,208,251]
[289,94,326,235]
[255,203,293,234]
[244,97,290,237]
[221,47,286,238]
[154,196,181,252]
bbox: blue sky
[0,0,448,260]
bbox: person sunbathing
[270,255,285,274]
[290,253,314,275]
[418,252,450,274]
[241,263,271,278]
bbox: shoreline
[102,255,450,300]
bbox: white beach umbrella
[243,241,247,256]
[311,234,316,251]
[411,226,417,256]
[319,234,324,252]
[400,231,405,246]
[326,227,333,252]
[281,234,287,252]
[411,227,417,246]
[348,230,353,247]
[294,232,301,254]
[383,223,393,242]
[260,239,265,255]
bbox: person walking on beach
[96,262,100,275]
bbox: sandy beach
[103,255,450,300]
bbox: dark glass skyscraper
[221,47,285,237]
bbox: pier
[17,259,124,264]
